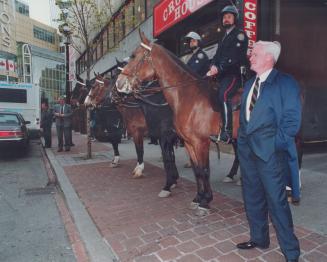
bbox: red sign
[153,0,214,37]
[243,0,258,55]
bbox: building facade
[75,0,327,142]
[0,0,64,106]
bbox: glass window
[147,0,160,17]
[97,38,103,59]
[103,28,108,54]
[125,1,135,35]
[135,0,146,25]
[33,26,55,44]
[0,89,27,103]
[108,21,115,49]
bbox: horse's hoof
[189,202,199,210]
[132,172,144,179]
[132,170,144,178]
[158,190,171,198]
[195,207,210,217]
[170,183,177,190]
[110,162,119,168]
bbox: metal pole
[65,39,70,104]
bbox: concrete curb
[44,145,119,262]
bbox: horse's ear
[115,57,122,66]
[139,29,150,45]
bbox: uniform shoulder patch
[237,33,245,41]
[197,53,204,59]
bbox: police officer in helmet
[184,31,209,77]
[208,5,248,144]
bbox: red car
[0,112,30,149]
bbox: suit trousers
[238,143,300,260]
[56,125,71,150]
[43,127,52,148]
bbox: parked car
[0,112,30,149]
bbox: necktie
[249,77,260,112]
[60,105,64,114]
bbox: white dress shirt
[246,69,273,121]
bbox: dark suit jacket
[238,69,302,162]
[53,103,72,128]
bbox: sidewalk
[45,130,327,262]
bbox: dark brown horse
[116,32,242,215]
[86,73,181,197]
[85,75,148,176]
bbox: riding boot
[210,101,233,144]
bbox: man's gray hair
[255,41,281,63]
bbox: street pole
[65,38,70,104]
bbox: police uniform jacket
[212,27,248,78]
[187,48,210,77]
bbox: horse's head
[116,31,156,94]
[71,78,87,105]
[84,74,110,107]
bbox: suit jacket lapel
[241,77,255,125]
[246,69,279,134]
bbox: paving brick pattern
[63,159,327,262]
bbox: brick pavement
[51,131,327,262]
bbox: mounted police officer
[208,5,248,144]
[184,31,209,77]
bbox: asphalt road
[0,140,75,262]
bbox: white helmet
[185,31,202,41]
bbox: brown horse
[116,32,241,215]
[85,75,148,177]
[86,73,181,197]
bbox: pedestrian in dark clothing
[53,96,72,152]
[209,5,248,144]
[41,102,53,148]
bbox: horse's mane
[154,43,216,98]
[155,44,201,80]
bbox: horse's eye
[130,54,135,59]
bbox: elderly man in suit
[54,96,72,152]
[236,41,301,262]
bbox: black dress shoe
[65,148,70,152]
[236,241,268,250]
[57,148,63,152]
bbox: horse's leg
[224,139,240,182]
[185,141,212,216]
[110,142,120,168]
[132,130,145,178]
[158,133,180,198]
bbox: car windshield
[0,114,20,126]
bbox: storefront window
[135,0,146,25]
[108,21,115,49]
[97,38,103,60]
[125,1,135,35]
[146,0,160,17]
[103,28,108,54]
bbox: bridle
[119,43,156,90]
